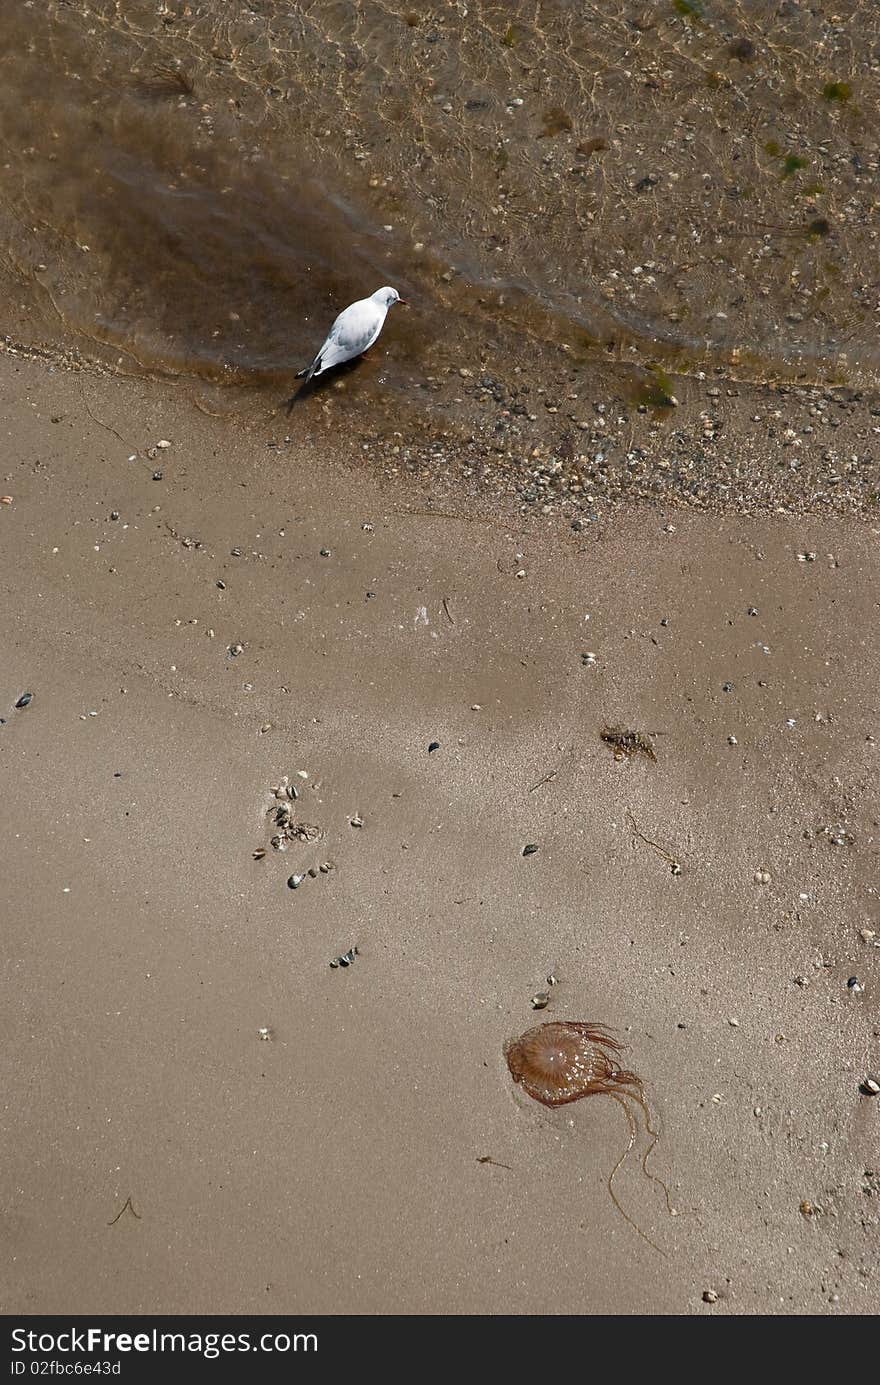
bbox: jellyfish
[504,1020,672,1252]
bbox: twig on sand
[108,1196,141,1226]
[80,386,128,445]
[528,767,559,793]
[625,810,682,874]
[441,596,455,625]
[477,1156,513,1171]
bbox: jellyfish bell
[504,1021,641,1107]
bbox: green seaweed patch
[503,25,517,47]
[781,154,807,178]
[763,139,782,157]
[633,367,679,409]
[673,0,704,17]
[822,80,851,103]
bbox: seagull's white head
[373,286,407,308]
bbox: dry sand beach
[0,0,879,1319]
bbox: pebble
[522,843,539,856]
[861,1078,880,1096]
[350,815,364,828]
[0,495,12,505]
[330,946,358,970]
[531,992,550,1010]
[702,1290,718,1304]
[252,847,266,861]
[257,1027,272,1041]
[858,928,875,943]
[15,692,34,709]
[753,869,771,884]
[846,977,864,994]
[727,735,738,745]
[229,642,244,657]
[428,741,440,753]
[287,873,306,889]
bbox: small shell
[252,847,267,861]
[530,992,550,1010]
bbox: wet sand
[1,350,878,1315]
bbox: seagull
[296,286,406,384]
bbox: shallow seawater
[0,0,877,405]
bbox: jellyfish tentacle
[627,1087,676,1215]
[605,1091,667,1257]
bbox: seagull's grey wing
[298,299,382,380]
[320,306,380,369]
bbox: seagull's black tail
[296,355,321,384]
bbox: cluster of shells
[251,778,324,860]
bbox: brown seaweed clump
[504,1021,672,1251]
[600,726,656,762]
